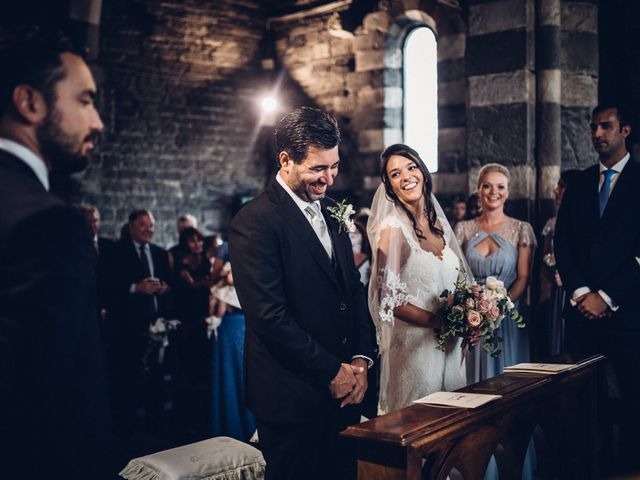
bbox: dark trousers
[256,405,360,480]
[565,308,640,473]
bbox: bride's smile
[386,155,424,205]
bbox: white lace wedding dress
[373,216,466,415]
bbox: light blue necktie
[599,169,616,217]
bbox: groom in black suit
[230,107,375,480]
[555,104,640,471]
[0,29,111,478]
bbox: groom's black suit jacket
[0,150,112,478]
[229,178,375,423]
[555,159,640,336]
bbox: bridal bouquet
[436,272,525,357]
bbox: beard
[36,109,92,174]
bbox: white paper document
[413,391,502,409]
[504,363,576,374]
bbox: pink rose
[477,299,491,313]
[488,306,501,320]
[465,298,475,309]
[470,284,482,296]
[467,310,482,327]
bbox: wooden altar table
[341,355,606,480]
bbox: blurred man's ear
[12,85,47,125]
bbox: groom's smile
[279,145,340,202]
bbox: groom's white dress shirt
[276,172,333,258]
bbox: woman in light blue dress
[455,163,537,480]
[454,163,536,380]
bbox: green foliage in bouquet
[436,269,525,358]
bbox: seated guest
[104,209,173,437]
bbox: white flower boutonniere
[327,199,356,234]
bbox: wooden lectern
[341,355,605,480]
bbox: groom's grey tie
[599,169,616,217]
[305,202,333,258]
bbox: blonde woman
[455,163,536,380]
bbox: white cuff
[570,287,591,306]
[597,290,618,311]
[351,355,374,369]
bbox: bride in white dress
[368,144,470,415]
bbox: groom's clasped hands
[329,359,369,408]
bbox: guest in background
[168,213,198,269]
[466,192,481,219]
[81,205,114,323]
[455,163,536,379]
[211,264,256,442]
[104,209,173,437]
[355,207,371,227]
[173,227,215,439]
[540,169,580,355]
[450,195,467,229]
[349,220,371,286]
[555,104,640,472]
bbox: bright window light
[261,96,278,113]
[403,27,438,172]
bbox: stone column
[466,0,536,221]
[536,0,562,223]
[560,0,598,169]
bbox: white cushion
[119,436,265,480]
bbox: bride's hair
[380,143,443,240]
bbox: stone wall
[74,0,269,245]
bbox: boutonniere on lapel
[327,199,356,234]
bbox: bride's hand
[469,330,482,347]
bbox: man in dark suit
[0,29,112,478]
[81,204,114,320]
[229,107,375,480]
[104,209,173,436]
[555,104,640,471]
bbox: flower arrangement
[436,272,525,357]
[327,199,356,234]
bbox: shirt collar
[276,171,321,214]
[132,240,148,251]
[600,152,630,174]
[0,137,49,191]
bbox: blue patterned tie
[599,169,616,217]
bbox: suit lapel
[268,180,342,290]
[601,160,636,223]
[322,202,351,292]
[584,165,600,224]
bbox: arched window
[403,26,438,172]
